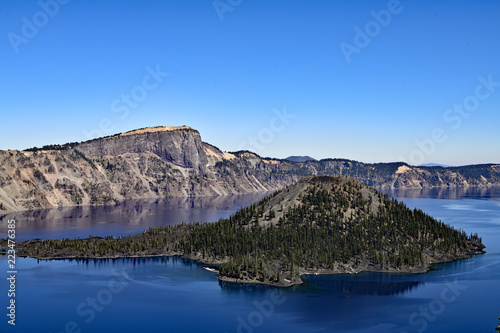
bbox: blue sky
[1,0,499,165]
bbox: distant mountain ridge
[0,126,499,213]
[285,156,317,163]
[418,163,454,168]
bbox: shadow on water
[218,280,281,293]
[301,273,423,296]
[218,272,423,297]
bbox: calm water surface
[0,193,268,241]
[1,188,499,332]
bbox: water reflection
[380,186,500,200]
[32,255,424,297]
[0,193,268,241]
[218,280,278,293]
[218,272,423,296]
[301,273,422,296]
[56,255,198,268]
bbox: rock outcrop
[0,126,499,214]
[75,126,210,174]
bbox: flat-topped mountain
[75,126,209,173]
[11,176,485,286]
[0,126,499,213]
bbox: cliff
[75,126,210,174]
[0,126,499,214]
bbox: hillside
[10,176,485,287]
[0,126,499,213]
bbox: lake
[1,188,499,332]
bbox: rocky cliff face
[0,126,499,214]
[75,126,210,174]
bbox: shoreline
[7,247,485,288]
[2,184,499,217]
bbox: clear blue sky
[1,0,499,165]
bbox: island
[2,176,485,287]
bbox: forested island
[4,176,485,287]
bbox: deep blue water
[1,189,500,332]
